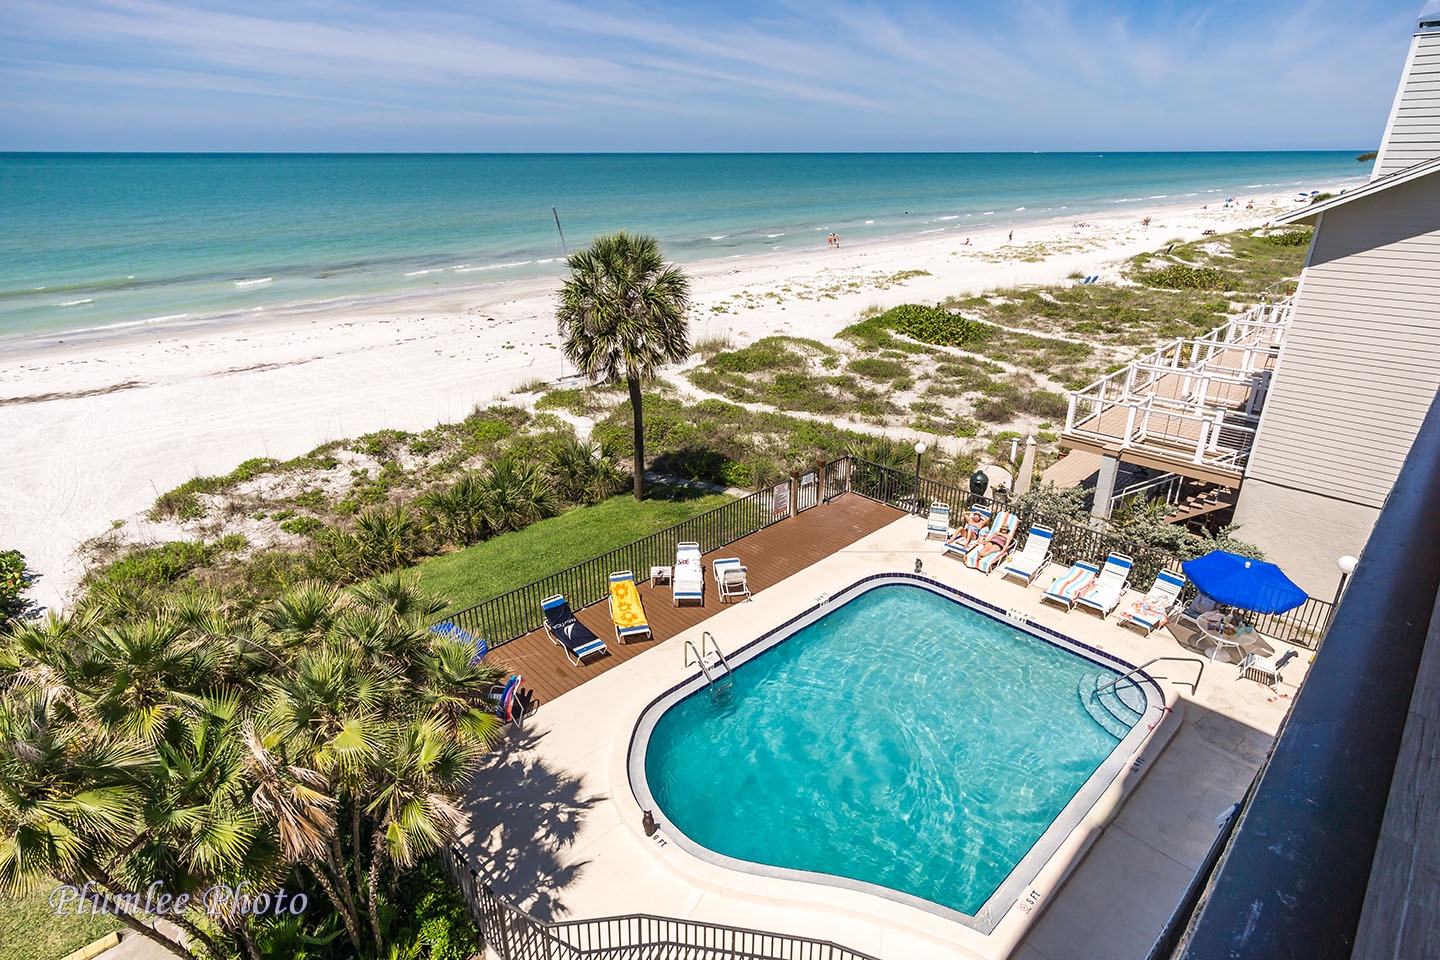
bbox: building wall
[1232,479,1380,597]
[1375,31,1440,179]
[1236,175,1440,593]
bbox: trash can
[969,469,989,497]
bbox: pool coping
[623,571,1179,943]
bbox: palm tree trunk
[628,376,645,501]
[107,909,195,960]
[367,849,386,953]
[308,860,366,953]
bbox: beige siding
[1377,33,1440,178]
[1244,173,1440,509]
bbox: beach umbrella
[1181,550,1307,614]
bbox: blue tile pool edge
[625,571,1171,934]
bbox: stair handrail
[701,630,735,677]
[1100,655,1206,695]
[682,639,721,687]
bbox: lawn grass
[0,887,119,960]
[416,487,734,614]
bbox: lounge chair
[964,510,1019,573]
[673,542,704,606]
[429,622,488,663]
[942,506,992,560]
[488,674,526,726]
[713,558,751,603]
[1001,525,1054,586]
[925,503,951,541]
[1118,569,1187,635]
[1041,561,1100,612]
[608,570,652,644]
[541,594,609,666]
[1075,553,1134,618]
[1237,649,1300,686]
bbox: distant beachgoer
[963,237,970,246]
[1141,216,1151,227]
[1007,230,1013,242]
[834,233,840,247]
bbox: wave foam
[234,277,272,288]
[56,298,93,307]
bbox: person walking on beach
[1007,230,1013,242]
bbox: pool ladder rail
[683,631,735,696]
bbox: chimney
[1372,2,1440,180]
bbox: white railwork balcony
[1062,300,1291,476]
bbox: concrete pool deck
[456,513,1310,960]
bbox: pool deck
[457,509,1310,960]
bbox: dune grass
[416,486,733,614]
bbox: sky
[0,0,1426,152]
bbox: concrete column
[1014,436,1038,495]
[1091,453,1121,521]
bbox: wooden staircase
[1164,480,1237,523]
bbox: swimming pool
[627,574,1166,930]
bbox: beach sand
[0,196,1309,612]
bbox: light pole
[914,440,927,478]
[1333,555,1358,607]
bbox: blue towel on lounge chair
[541,594,609,666]
[429,622,488,663]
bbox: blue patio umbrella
[1181,550,1307,614]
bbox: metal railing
[444,846,881,960]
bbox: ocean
[0,151,1369,341]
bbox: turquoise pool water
[640,582,1142,918]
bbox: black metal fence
[440,485,789,647]
[444,846,881,960]
[435,454,1331,651]
[844,456,1332,649]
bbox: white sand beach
[0,195,1314,612]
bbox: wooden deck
[491,493,905,708]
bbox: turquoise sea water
[642,584,1131,917]
[0,152,1368,340]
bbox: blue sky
[0,0,1424,151]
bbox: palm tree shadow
[456,726,601,922]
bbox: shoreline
[0,186,1342,613]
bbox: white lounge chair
[673,541,704,606]
[925,503,951,541]
[1118,569,1187,635]
[1075,553,1134,618]
[1041,561,1100,612]
[942,506,992,560]
[713,557,751,603]
[1237,649,1300,686]
[964,510,1019,574]
[1001,525,1054,586]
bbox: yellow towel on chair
[610,578,649,634]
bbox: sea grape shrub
[883,304,991,348]
[0,549,31,623]
[1137,266,1237,291]
[1264,230,1313,247]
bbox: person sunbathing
[975,529,1011,559]
[954,510,987,547]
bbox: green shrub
[1264,230,1313,247]
[1137,265,1237,291]
[293,488,329,509]
[85,540,221,592]
[1,550,31,623]
[718,458,752,487]
[279,517,324,536]
[353,428,413,460]
[708,338,807,374]
[847,357,910,381]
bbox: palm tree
[556,231,691,500]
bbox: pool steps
[1078,672,1146,739]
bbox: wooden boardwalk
[490,493,905,707]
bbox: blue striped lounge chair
[429,622,489,664]
[942,506,991,560]
[673,541,704,606]
[925,503,951,541]
[1041,561,1100,612]
[541,594,610,666]
[1076,553,1134,618]
[712,558,750,603]
[489,674,526,726]
[1001,525,1054,586]
[1119,569,1188,635]
[964,510,1019,573]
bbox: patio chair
[964,510,1019,574]
[541,594,610,666]
[1040,560,1100,612]
[925,502,951,541]
[488,674,527,727]
[942,506,992,560]
[1001,525,1054,586]
[1237,649,1300,686]
[608,570,652,644]
[1075,553,1134,618]
[673,542,704,606]
[429,622,488,663]
[1118,569,1188,635]
[713,558,751,603]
